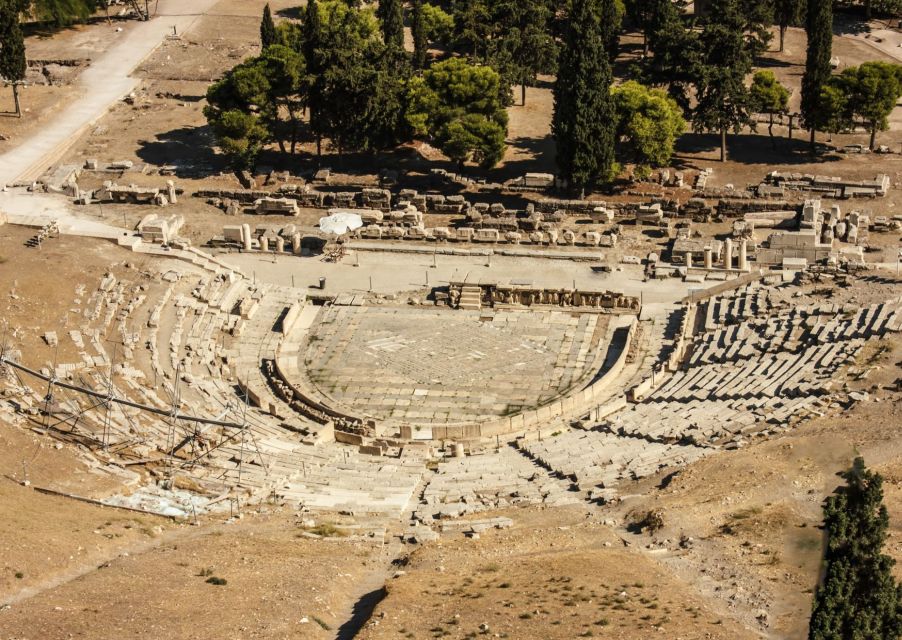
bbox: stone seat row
[702,283,775,331]
[607,394,825,444]
[688,301,898,367]
[417,446,579,520]
[517,430,709,497]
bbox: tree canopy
[0,0,26,116]
[691,0,754,161]
[205,0,421,166]
[612,80,685,174]
[406,57,508,169]
[640,0,699,110]
[834,61,902,149]
[809,457,902,640]
[419,2,454,46]
[375,0,404,50]
[801,0,834,149]
[411,0,427,69]
[749,70,790,144]
[487,0,557,105]
[260,3,277,49]
[553,0,616,192]
[204,58,273,168]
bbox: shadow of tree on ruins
[336,586,388,640]
[136,124,226,178]
[674,132,843,167]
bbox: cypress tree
[302,0,325,158]
[809,458,902,640]
[801,0,833,152]
[412,0,427,69]
[599,0,621,61]
[376,0,405,50]
[260,3,277,49]
[552,0,615,195]
[0,0,26,117]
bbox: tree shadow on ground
[832,10,872,37]
[336,586,387,640]
[248,144,477,193]
[20,14,132,39]
[275,7,305,20]
[675,132,843,166]
[755,56,799,69]
[492,134,556,181]
[529,77,556,91]
[136,124,227,178]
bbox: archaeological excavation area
[3,0,902,637]
[1,124,902,638]
[1,155,902,638]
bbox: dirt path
[0,0,220,187]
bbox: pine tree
[0,0,26,117]
[376,0,405,50]
[412,0,427,69]
[642,0,698,110]
[809,458,902,640]
[801,0,833,152]
[749,70,790,147]
[261,3,277,49]
[773,0,802,52]
[552,0,615,194]
[691,0,753,162]
[490,0,557,106]
[452,0,492,58]
[835,62,902,150]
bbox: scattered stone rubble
[761,172,890,198]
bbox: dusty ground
[353,398,902,640]
[0,461,381,640]
[0,224,146,368]
[0,17,142,153]
[0,513,379,639]
[360,506,757,640]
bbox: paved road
[0,0,220,187]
